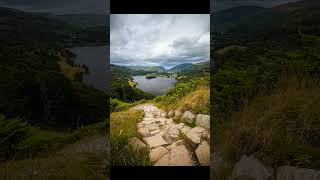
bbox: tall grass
[110,109,151,166]
[155,76,210,114]
[215,74,320,171]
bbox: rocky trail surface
[129,104,210,166]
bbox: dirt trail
[0,134,109,179]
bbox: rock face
[182,111,195,124]
[195,141,210,166]
[195,114,210,129]
[149,146,169,162]
[128,137,146,152]
[231,155,273,180]
[277,166,320,180]
[185,126,206,144]
[154,145,194,166]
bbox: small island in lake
[146,75,157,79]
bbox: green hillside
[0,7,108,166]
[213,0,320,177]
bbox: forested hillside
[0,7,108,166]
[212,0,320,178]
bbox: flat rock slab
[195,141,210,166]
[143,134,168,148]
[277,166,320,180]
[185,126,206,144]
[149,146,169,162]
[154,145,194,166]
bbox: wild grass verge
[154,76,210,115]
[110,109,151,166]
[215,74,320,172]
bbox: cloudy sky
[211,0,302,12]
[0,0,109,14]
[110,14,210,69]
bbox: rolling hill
[0,7,107,48]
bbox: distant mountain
[127,66,166,72]
[0,7,108,48]
[168,63,193,72]
[213,6,266,32]
[213,0,320,49]
[0,7,75,48]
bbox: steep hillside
[0,7,108,164]
[212,0,320,178]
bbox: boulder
[231,155,273,180]
[185,126,206,144]
[128,137,146,152]
[174,110,182,120]
[182,111,195,124]
[277,166,320,180]
[154,145,194,166]
[195,114,210,129]
[143,134,168,148]
[149,146,169,162]
[195,141,210,166]
[163,125,180,144]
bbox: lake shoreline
[133,75,176,96]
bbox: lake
[133,76,177,95]
[70,46,108,94]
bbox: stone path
[130,104,210,166]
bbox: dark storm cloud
[211,0,302,12]
[0,0,109,14]
[110,14,210,69]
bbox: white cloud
[110,14,210,69]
